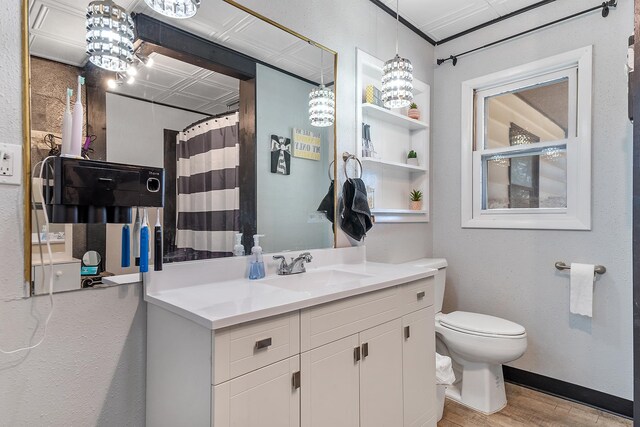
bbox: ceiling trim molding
[437,0,557,45]
[368,0,437,46]
[368,0,557,47]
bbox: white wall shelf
[356,49,430,223]
[371,209,428,215]
[361,157,427,174]
[362,103,429,130]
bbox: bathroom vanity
[145,248,437,427]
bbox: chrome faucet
[273,252,313,275]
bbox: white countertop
[144,256,436,330]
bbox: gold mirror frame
[21,0,338,289]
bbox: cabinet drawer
[213,312,300,385]
[301,286,400,352]
[400,277,434,315]
[33,262,81,295]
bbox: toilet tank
[403,258,448,313]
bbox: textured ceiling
[378,0,546,41]
[28,0,334,115]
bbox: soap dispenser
[248,234,265,280]
[233,233,244,257]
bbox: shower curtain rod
[436,0,617,67]
[182,109,240,132]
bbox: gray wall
[256,64,333,253]
[433,0,633,399]
[0,0,434,424]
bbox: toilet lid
[439,311,525,337]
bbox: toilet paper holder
[555,261,606,275]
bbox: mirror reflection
[28,0,337,294]
[482,77,569,210]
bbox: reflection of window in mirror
[462,47,592,230]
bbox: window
[461,46,592,230]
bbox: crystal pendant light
[491,154,510,168]
[382,0,413,108]
[86,0,135,72]
[144,0,201,19]
[542,146,563,162]
[309,49,335,128]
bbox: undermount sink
[261,269,372,292]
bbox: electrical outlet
[0,143,21,185]
[0,152,13,176]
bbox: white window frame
[461,46,592,230]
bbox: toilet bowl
[436,311,527,414]
[404,258,528,415]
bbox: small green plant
[410,189,423,202]
[407,150,417,159]
[409,102,418,109]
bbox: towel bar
[555,261,606,275]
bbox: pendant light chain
[395,0,399,55]
[320,50,324,86]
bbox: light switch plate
[0,143,22,185]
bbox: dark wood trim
[367,0,436,46]
[133,13,256,80]
[133,13,322,87]
[503,366,633,419]
[633,0,640,423]
[238,78,257,253]
[107,91,211,117]
[134,12,260,256]
[436,0,557,45]
[163,129,179,261]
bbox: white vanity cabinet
[146,275,436,427]
[299,279,435,427]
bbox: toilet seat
[438,311,526,339]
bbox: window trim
[461,46,592,230]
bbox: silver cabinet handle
[354,346,361,363]
[292,371,301,390]
[362,342,369,359]
[404,326,411,340]
[416,291,425,300]
[254,337,272,351]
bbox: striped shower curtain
[175,113,240,258]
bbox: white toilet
[409,259,527,415]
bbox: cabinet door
[402,307,436,427]
[213,356,300,427]
[301,334,360,427]
[359,319,404,427]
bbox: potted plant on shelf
[409,189,423,210]
[407,150,419,166]
[408,103,420,120]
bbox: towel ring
[342,152,363,179]
[328,160,335,180]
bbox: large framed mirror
[24,0,337,295]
